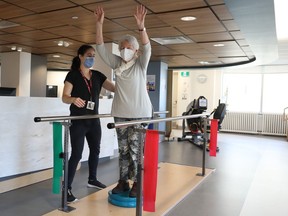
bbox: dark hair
[71,44,95,71]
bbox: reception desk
[0,97,116,179]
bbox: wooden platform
[44,163,213,216]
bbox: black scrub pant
[67,118,102,189]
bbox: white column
[1,52,31,96]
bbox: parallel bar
[34,114,111,122]
[107,113,208,129]
[34,111,169,123]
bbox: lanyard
[80,70,92,97]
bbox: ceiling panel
[15,30,59,40]
[1,25,34,33]
[139,0,207,13]
[211,4,233,20]
[10,13,64,29]
[0,1,33,19]
[157,8,226,35]
[188,32,233,43]
[83,0,139,19]
[0,0,257,69]
[112,14,169,31]
[44,25,93,37]
[5,0,77,13]
[69,0,104,5]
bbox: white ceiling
[225,0,287,67]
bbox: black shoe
[129,182,137,198]
[87,179,107,189]
[112,180,130,194]
[67,189,77,203]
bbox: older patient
[94,5,153,197]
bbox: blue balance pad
[108,190,137,208]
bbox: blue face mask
[84,57,95,68]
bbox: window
[262,73,288,113]
[222,73,288,114]
[222,74,262,112]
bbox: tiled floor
[1,131,288,216]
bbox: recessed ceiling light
[17,47,22,52]
[214,44,224,47]
[58,41,64,46]
[11,46,16,50]
[199,61,222,65]
[72,16,78,19]
[63,41,70,47]
[181,16,196,21]
[0,20,20,29]
[53,55,60,58]
[151,36,193,45]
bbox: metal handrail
[107,113,209,129]
[34,114,111,122]
[34,111,169,123]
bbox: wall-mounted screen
[0,87,16,96]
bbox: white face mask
[120,48,135,62]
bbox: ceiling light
[57,40,70,47]
[0,20,20,29]
[181,16,196,21]
[72,16,78,20]
[11,46,16,50]
[63,41,70,47]
[52,55,60,58]
[58,40,64,46]
[17,47,22,52]
[214,44,224,47]
[151,36,193,45]
[199,61,222,65]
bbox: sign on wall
[147,75,156,91]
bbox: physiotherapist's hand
[73,97,86,108]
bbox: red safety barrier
[209,119,218,157]
[143,129,159,212]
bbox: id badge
[86,101,95,110]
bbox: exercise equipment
[108,190,137,208]
[177,96,226,151]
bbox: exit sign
[181,71,189,77]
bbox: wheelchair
[177,96,226,151]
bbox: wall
[147,61,168,132]
[30,54,47,97]
[173,68,222,127]
[0,97,116,178]
[47,70,68,97]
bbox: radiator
[221,112,258,134]
[261,113,287,136]
[221,112,287,136]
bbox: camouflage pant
[114,117,147,182]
